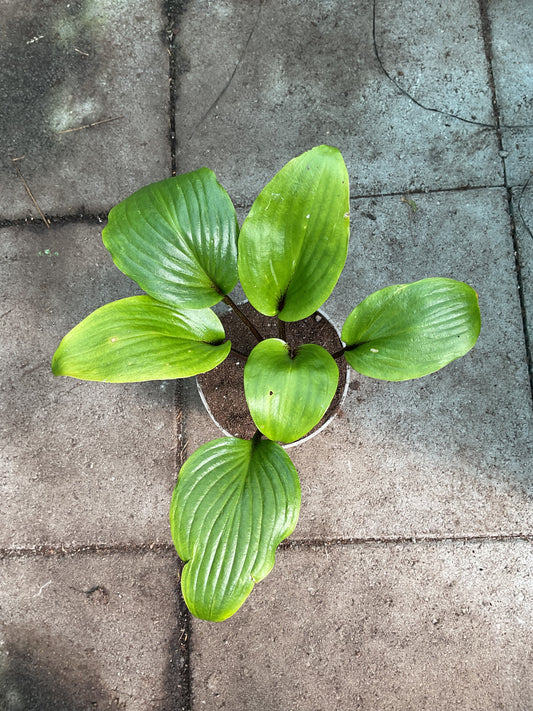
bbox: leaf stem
[277,318,286,342]
[223,295,263,342]
[331,342,366,360]
[231,347,248,359]
[331,346,347,360]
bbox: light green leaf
[238,145,350,321]
[341,278,481,381]
[244,339,339,443]
[170,436,300,621]
[52,295,230,382]
[102,169,239,309]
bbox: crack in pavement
[188,0,265,140]
[372,0,533,131]
[517,173,533,242]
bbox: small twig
[33,580,52,597]
[278,317,287,342]
[12,161,50,228]
[74,48,90,56]
[56,115,124,134]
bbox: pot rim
[196,306,350,449]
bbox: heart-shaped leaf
[244,339,339,443]
[170,436,300,621]
[238,145,350,321]
[52,295,231,382]
[341,278,481,381]
[102,169,239,309]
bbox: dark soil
[197,302,347,441]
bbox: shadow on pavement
[0,627,122,710]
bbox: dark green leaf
[238,145,350,321]
[52,295,230,382]
[102,169,239,309]
[170,437,301,621]
[244,339,339,443]
[341,278,481,381]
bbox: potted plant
[52,145,481,621]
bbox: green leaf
[170,437,300,621]
[238,145,350,321]
[102,169,239,309]
[52,295,231,382]
[341,278,481,381]
[244,339,339,443]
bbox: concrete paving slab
[486,0,533,186]
[0,222,177,547]
[183,187,533,539]
[190,540,533,711]
[0,0,170,220]
[174,0,502,204]
[0,551,185,710]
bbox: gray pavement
[1,1,532,709]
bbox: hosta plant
[52,146,481,621]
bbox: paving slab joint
[165,0,198,176]
[5,534,530,561]
[473,0,533,397]
[282,534,533,550]
[477,0,503,131]
[508,190,533,395]
[0,542,176,560]
[173,380,192,710]
[0,213,108,229]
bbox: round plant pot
[196,303,349,448]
